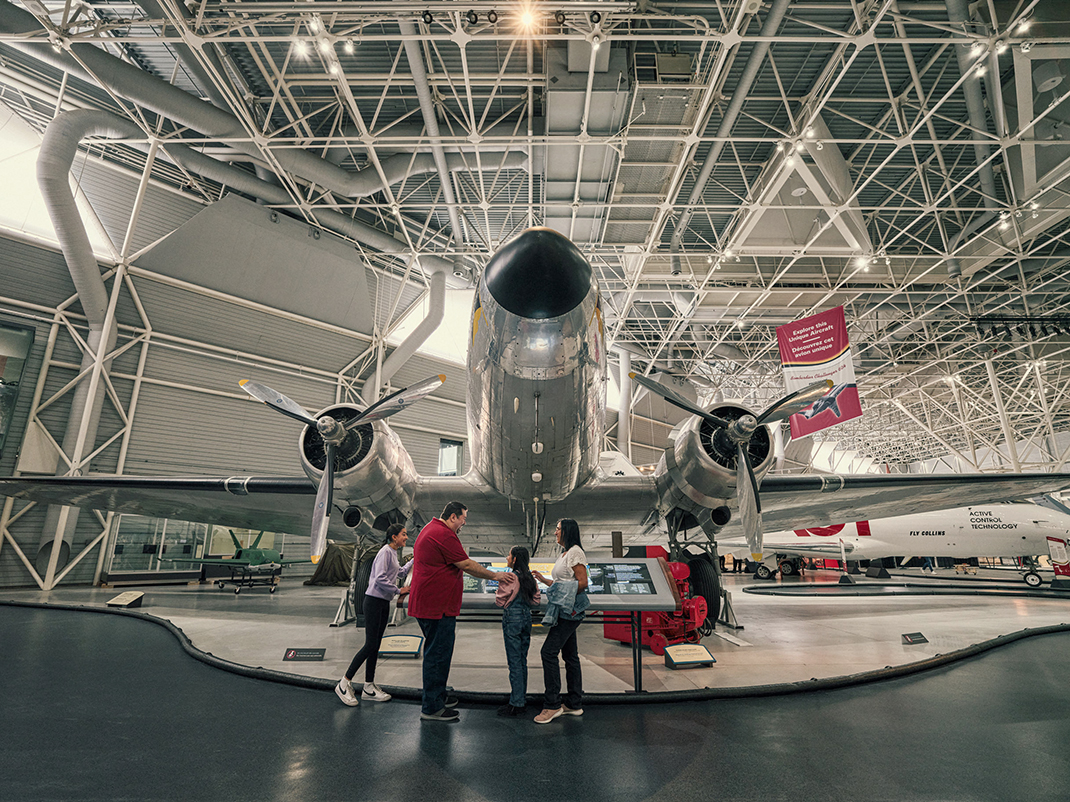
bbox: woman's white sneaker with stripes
[335,679,359,706]
[361,682,392,702]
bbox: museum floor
[5,567,1070,801]
[5,567,1070,696]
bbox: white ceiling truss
[0,0,1068,471]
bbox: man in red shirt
[409,501,507,721]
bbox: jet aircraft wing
[756,472,1070,531]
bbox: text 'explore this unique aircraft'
[3,227,1070,613]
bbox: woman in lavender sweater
[335,524,413,705]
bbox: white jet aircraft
[718,502,1070,586]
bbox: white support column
[985,359,1021,472]
[618,351,632,462]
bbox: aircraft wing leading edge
[757,473,1070,532]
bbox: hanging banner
[776,306,862,438]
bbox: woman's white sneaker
[335,679,359,707]
[362,682,392,702]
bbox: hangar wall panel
[74,155,205,258]
[128,274,369,375]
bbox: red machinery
[602,546,708,655]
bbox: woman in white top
[530,518,588,724]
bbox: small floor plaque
[901,632,928,645]
[283,648,326,661]
[379,634,423,658]
[105,591,144,609]
[664,642,716,669]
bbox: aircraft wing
[0,475,332,537]
[757,473,1070,531]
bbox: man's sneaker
[361,682,392,702]
[444,695,459,709]
[497,704,525,717]
[561,706,583,716]
[421,708,460,722]
[335,679,359,707]
[534,707,563,724]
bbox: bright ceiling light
[519,7,535,29]
[1016,17,1031,33]
[996,40,1008,54]
[294,40,310,57]
[794,139,805,152]
[343,39,355,54]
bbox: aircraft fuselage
[466,228,606,503]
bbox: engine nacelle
[654,404,775,534]
[299,405,418,537]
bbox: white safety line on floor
[710,630,752,647]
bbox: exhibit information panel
[459,557,678,611]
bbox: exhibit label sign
[776,306,862,438]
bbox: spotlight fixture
[555,10,566,25]
[519,9,535,28]
[590,10,602,24]
[343,39,355,54]
[794,139,805,152]
[294,40,310,56]
[590,33,602,49]
[775,141,784,152]
[975,64,987,76]
[487,10,498,23]
[970,40,983,55]
[785,154,796,167]
[815,140,824,150]
[804,125,815,139]
[422,10,433,25]
[1020,41,1032,54]
[467,10,478,25]
[707,254,713,264]
[996,40,1008,54]
[1016,17,1031,33]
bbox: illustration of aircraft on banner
[718,502,1070,587]
[163,529,309,594]
[3,228,1070,619]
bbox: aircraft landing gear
[754,563,775,580]
[1023,571,1044,588]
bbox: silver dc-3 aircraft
[718,502,1070,586]
[2,228,1069,616]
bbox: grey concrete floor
[6,567,1070,696]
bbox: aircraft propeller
[239,374,446,562]
[629,373,832,559]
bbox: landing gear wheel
[778,560,796,577]
[650,634,668,656]
[1024,571,1043,588]
[755,563,774,580]
[686,557,721,629]
[217,582,225,590]
[270,585,277,594]
[234,587,241,595]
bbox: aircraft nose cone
[484,228,593,319]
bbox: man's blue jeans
[417,615,457,714]
[501,603,532,708]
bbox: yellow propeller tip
[751,553,764,562]
[628,371,637,379]
[438,374,446,383]
[310,555,320,564]
[825,379,833,389]
[239,379,249,386]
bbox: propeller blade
[757,379,833,424]
[239,379,319,426]
[736,442,764,560]
[346,374,446,430]
[629,373,730,428]
[309,442,335,564]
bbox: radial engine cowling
[654,404,775,532]
[299,405,418,538]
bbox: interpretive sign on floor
[664,642,716,669]
[105,591,144,608]
[379,634,423,658]
[901,632,928,645]
[283,648,326,661]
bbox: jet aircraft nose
[484,228,593,319]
